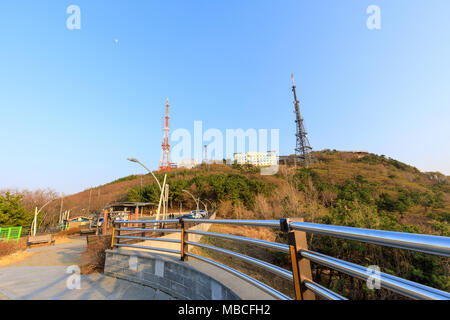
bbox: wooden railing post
[180,218,188,261]
[282,218,315,300]
[102,209,108,235]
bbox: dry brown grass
[80,235,112,274]
[0,238,27,258]
[0,237,33,266]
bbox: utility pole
[33,207,38,236]
[87,188,92,216]
[292,74,313,165]
[58,192,64,227]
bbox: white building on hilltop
[177,158,199,169]
[233,151,277,167]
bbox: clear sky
[1,1,449,195]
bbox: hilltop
[46,150,449,237]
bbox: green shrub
[0,193,32,227]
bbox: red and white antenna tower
[158,98,171,172]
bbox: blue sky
[0,1,449,194]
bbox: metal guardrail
[289,221,450,257]
[112,217,450,300]
[185,240,293,281]
[300,250,450,300]
[186,230,290,253]
[185,252,291,300]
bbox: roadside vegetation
[0,238,27,258]
[80,235,112,274]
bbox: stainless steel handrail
[112,218,450,300]
[116,235,181,244]
[115,219,180,224]
[117,228,181,233]
[117,230,145,236]
[303,280,348,300]
[115,243,180,255]
[290,221,450,257]
[185,230,289,253]
[185,241,293,281]
[183,219,281,228]
[300,250,450,300]
[186,252,291,300]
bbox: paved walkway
[0,237,174,300]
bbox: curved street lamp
[127,158,166,227]
[127,158,162,191]
[199,200,207,212]
[182,189,200,212]
[32,197,58,236]
[203,199,215,212]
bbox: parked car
[198,209,208,217]
[180,214,194,219]
[92,217,103,227]
[190,210,207,219]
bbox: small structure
[105,202,158,221]
[99,202,158,234]
[67,216,91,229]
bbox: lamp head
[127,158,138,163]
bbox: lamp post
[203,199,215,212]
[127,158,166,228]
[127,158,162,191]
[199,200,207,212]
[31,198,57,237]
[182,190,200,212]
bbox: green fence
[0,226,23,243]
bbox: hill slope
[46,150,450,236]
[41,150,449,298]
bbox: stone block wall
[104,248,239,300]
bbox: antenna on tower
[291,74,313,165]
[158,98,172,172]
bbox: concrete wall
[104,249,239,300]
